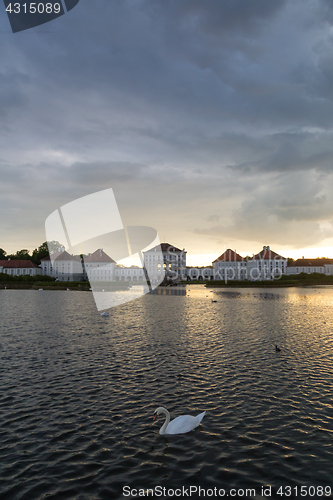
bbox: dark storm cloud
[1,0,333,253]
[0,70,29,121]
[1,1,332,132]
[1,0,322,130]
[146,0,286,36]
[220,131,333,174]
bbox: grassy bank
[0,274,144,290]
[207,273,333,287]
[179,273,333,287]
[0,281,91,291]
[3,273,333,290]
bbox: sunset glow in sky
[187,245,333,268]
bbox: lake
[1,286,333,500]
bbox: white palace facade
[213,246,287,281]
[143,242,187,284]
[4,242,332,283]
[0,259,42,277]
[39,243,187,282]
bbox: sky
[1,0,333,266]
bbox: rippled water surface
[1,286,333,500]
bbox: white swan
[153,407,206,435]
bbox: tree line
[0,242,50,265]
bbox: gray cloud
[1,0,333,256]
[192,170,333,248]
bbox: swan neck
[159,408,170,435]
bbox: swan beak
[153,412,157,421]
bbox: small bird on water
[275,345,281,352]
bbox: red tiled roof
[251,247,286,260]
[84,249,115,263]
[213,249,245,263]
[57,251,81,262]
[0,260,41,269]
[288,258,333,267]
[42,251,80,262]
[145,243,184,253]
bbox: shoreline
[0,283,133,291]
[0,284,91,290]
[2,282,333,290]
[187,280,333,288]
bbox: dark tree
[32,241,50,264]
[13,249,31,260]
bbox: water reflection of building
[150,287,186,296]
